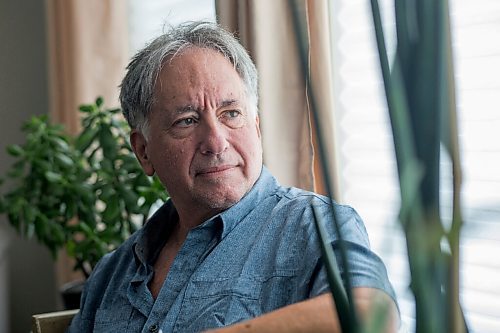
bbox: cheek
[152,139,193,172]
[236,128,262,160]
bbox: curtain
[46,0,128,134]
[215,0,340,198]
[45,0,129,285]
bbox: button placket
[149,323,159,333]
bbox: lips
[195,165,236,176]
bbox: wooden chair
[32,309,79,333]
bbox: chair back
[32,309,79,333]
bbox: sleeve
[308,201,397,306]
[66,290,91,333]
[66,254,109,333]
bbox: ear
[130,129,155,176]
[255,115,261,138]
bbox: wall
[0,0,58,332]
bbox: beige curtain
[216,0,339,198]
[46,0,128,135]
[45,0,129,286]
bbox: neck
[175,205,224,231]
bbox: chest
[149,239,183,299]
[92,212,319,332]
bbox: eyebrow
[174,105,199,114]
[220,99,238,108]
[173,99,239,114]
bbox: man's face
[131,47,262,222]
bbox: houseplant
[0,97,168,307]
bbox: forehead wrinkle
[171,99,240,117]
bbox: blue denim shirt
[68,167,395,333]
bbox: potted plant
[0,97,167,308]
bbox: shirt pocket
[174,276,262,332]
[93,305,134,333]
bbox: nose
[199,119,229,156]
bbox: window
[330,0,500,332]
[127,0,216,54]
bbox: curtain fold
[45,0,129,287]
[46,0,128,134]
[216,0,339,198]
[305,0,340,198]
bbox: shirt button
[149,324,159,333]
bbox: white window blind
[330,0,500,332]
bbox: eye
[173,117,198,128]
[225,110,241,118]
[219,110,246,128]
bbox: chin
[194,187,247,211]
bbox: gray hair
[119,21,259,135]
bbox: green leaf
[45,171,63,183]
[51,137,70,151]
[108,108,121,114]
[102,195,121,222]
[34,159,52,172]
[98,124,117,160]
[64,199,78,221]
[120,186,140,211]
[120,155,141,171]
[79,104,94,113]
[78,222,94,236]
[76,125,98,153]
[55,153,75,168]
[66,240,76,257]
[95,96,104,107]
[99,184,116,202]
[52,224,66,244]
[7,144,24,157]
[23,205,36,226]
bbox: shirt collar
[133,200,178,266]
[218,166,279,239]
[133,165,279,264]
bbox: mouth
[195,165,236,177]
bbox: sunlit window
[330,0,500,332]
[127,0,216,54]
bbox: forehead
[154,47,245,105]
[166,46,231,71]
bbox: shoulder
[271,186,368,243]
[82,231,139,295]
[68,230,141,331]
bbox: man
[69,21,398,332]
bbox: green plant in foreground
[370,0,467,332]
[289,0,467,332]
[0,97,168,278]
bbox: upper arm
[353,287,400,333]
